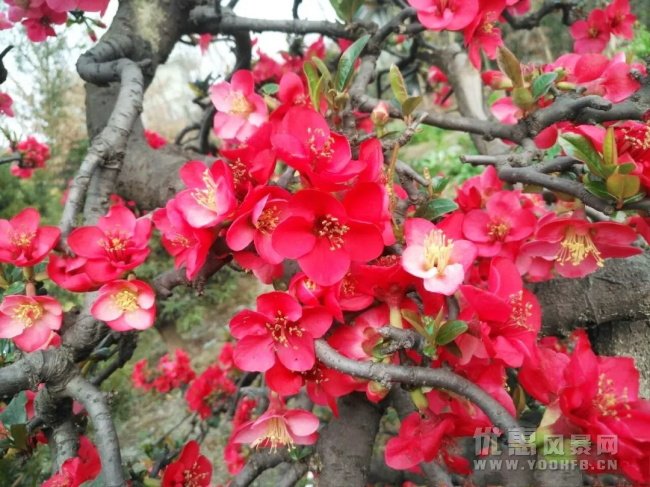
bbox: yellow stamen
[266,311,303,346]
[14,303,44,327]
[191,169,219,212]
[251,417,294,451]
[10,231,35,249]
[229,93,254,117]
[556,227,603,267]
[423,230,454,275]
[594,374,630,418]
[316,215,349,250]
[113,289,139,312]
[488,221,509,240]
[255,205,281,234]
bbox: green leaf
[311,57,332,82]
[618,162,636,175]
[400,309,422,329]
[0,392,27,426]
[432,177,450,194]
[531,72,558,100]
[402,96,423,117]
[260,83,279,95]
[435,320,468,346]
[304,63,321,108]
[5,281,24,296]
[623,191,647,204]
[329,0,364,21]
[584,179,615,200]
[603,126,618,167]
[389,64,408,105]
[415,198,459,220]
[559,134,605,178]
[336,34,370,92]
[423,344,438,359]
[10,424,28,450]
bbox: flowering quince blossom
[570,8,611,53]
[226,185,291,265]
[144,129,167,149]
[46,0,109,12]
[230,291,332,372]
[520,213,641,278]
[161,440,212,487]
[0,208,60,267]
[42,436,101,487]
[462,191,536,257]
[47,254,102,292]
[0,295,62,352]
[153,199,216,280]
[463,0,505,69]
[210,70,268,142]
[11,136,50,178]
[91,279,156,332]
[185,364,236,419]
[271,186,387,286]
[175,160,237,229]
[232,395,319,450]
[132,348,196,393]
[407,0,479,31]
[460,257,541,367]
[67,204,152,282]
[605,0,635,39]
[0,92,14,116]
[401,218,476,296]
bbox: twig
[231,451,290,487]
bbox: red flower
[518,337,570,405]
[67,205,152,282]
[175,160,237,229]
[144,129,167,149]
[91,279,156,332]
[570,9,611,54]
[42,436,101,487]
[229,291,332,372]
[0,208,60,267]
[605,0,636,39]
[11,136,50,178]
[462,191,536,257]
[271,107,363,190]
[271,186,385,286]
[521,213,641,278]
[460,257,541,367]
[232,395,319,450]
[47,254,101,292]
[463,0,506,69]
[385,411,455,470]
[0,92,13,117]
[162,440,212,487]
[407,0,479,31]
[185,365,236,419]
[153,199,216,280]
[226,186,291,265]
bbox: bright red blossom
[0,208,60,267]
[162,440,212,487]
[185,364,236,419]
[229,291,332,372]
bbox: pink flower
[91,279,156,332]
[271,186,386,286]
[210,70,268,142]
[0,93,13,117]
[0,295,62,352]
[47,254,101,292]
[198,33,212,54]
[229,291,332,372]
[407,0,479,31]
[226,186,290,265]
[0,208,60,267]
[153,198,216,279]
[175,160,237,229]
[0,13,12,30]
[232,395,319,450]
[67,205,152,282]
[21,5,67,42]
[462,191,536,257]
[570,9,611,54]
[606,0,636,39]
[46,0,109,12]
[401,218,476,295]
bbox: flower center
[113,289,139,312]
[588,26,600,38]
[556,227,603,267]
[593,373,630,418]
[251,417,294,451]
[191,169,219,212]
[229,92,254,117]
[508,291,533,330]
[10,231,35,249]
[266,311,303,346]
[255,205,281,234]
[423,230,453,275]
[306,128,334,160]
[340,274,357,297]
[182,464,210,487]
[100,231,130,261]
[171,234,192,248]
[14,303,43,327]
[316,215,349,250]
[487,221,509,241]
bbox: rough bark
[316,393,383,487]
